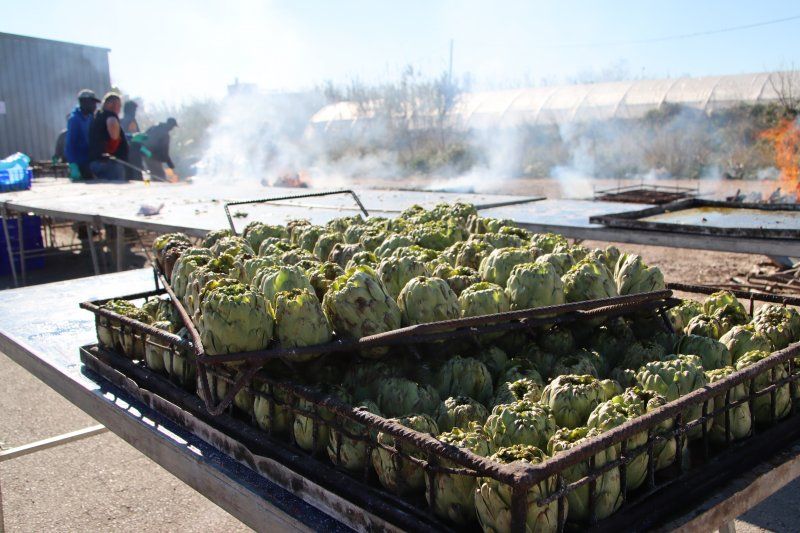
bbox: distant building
[0,32,111,160]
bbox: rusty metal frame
[593,184,698,205]
[589,198,800,240]
[223,190,370,235]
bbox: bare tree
[767,68,800,115]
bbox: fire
[760,118,800,200]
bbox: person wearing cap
[121,100,144,179]
[88,92,129,181]
[65,89,100,180]
[143,117,178,180]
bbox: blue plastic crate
[0,215,44,276]
[0,168,33,193]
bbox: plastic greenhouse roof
[309,71,800,128]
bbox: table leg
[116,226,124,272]
[17,214,26,286]
[86,223,100,276]
[1,207,18,288]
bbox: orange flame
[759,118,800,200]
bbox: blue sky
[3,0,800,103]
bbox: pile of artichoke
[89,205,800,531]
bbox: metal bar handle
[223,189,370,234]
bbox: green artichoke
[169,248,213,299]
[242,222,288,251]
[294,225,324,253]
[372,413,439,495]
[258,238,296,258]
[327,399,381,472]
[617,387,679,471]
[476,346,510,380]
[492,378,543,407]
[293,386,351,454]
[551,350,602,379]
[326,215,363,234]
[377,377,441,417]
[215,377,255,415]
[685,314,723,339]
[431,263,481,297]
[201,228,232,248]
[497,358,545,386]
[505,262,565,311]
[706,366,752,442]
[540,374,605,429]
[458,282,510,318]
[273,288,332,356]
[236,256,277,286]
[667,299,704,332]
[144,320,171,372]
[210,235,254,258]
[562,257,619,303]
[475,445,560,533]
[197,283,274,356]
[286,219,311,243]
[376,255,429,300]
[530,233,569,254]
[306,261,344,301]
[328,242,365,268]
[184,254,236,318]
[455,240,495,270]
[472,232,525,249]
[613,253,665,295]
[258,265,314,304]
[703,290,745,316]
[435,356,494,404]
[674,334,732,370]
[312,232,343,262]
[735,350,791,423]
[484,400,556,449]
[535,252,575,277]
[719,325,772,362]
[753,304,800,349]
[163,327,196,388]
[374,234,414,258]
[435,396,490,432]
[153,232,191,264]
[478,247,539,287]
[713,303,750,335]
[117,306,151,360]
[538,327,574,357]
[587,395,648,490]
[636,354,708,438]
[322,266,401,357]
[428,424,493,525]
[548,426,622,522]
[253,382,294,435]
[96,299,135,350]
[343,360,403,401]
[397,276,460,326]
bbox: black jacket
[144,123,174,168]
[89,110,129,162]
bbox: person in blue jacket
[65,89,100,180]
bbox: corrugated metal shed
[309,71,800,131]
[0,32,111,161]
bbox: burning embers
[760,117,800,201]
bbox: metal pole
[16,214,26,286]
[116,225,124,272]
[0,206,18,288]
[85,223,100,276]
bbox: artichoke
[530,233,569,254]
[674,334,732,370]
[455,240,495,270]
[96,299,135,350]
[376,255,429,300]
[312,232,343,262]
[144,320,171,372]
[636,354,708,438]
[476,346,510,380]
[184,254,236,318]
[236,256,277,286]
[703,290,745,316]
[326,215,363,234]
[587,395,649,490]
[117,306,151,359]
[253,381,294,435]
[475,445,560,533]
[551,350,602,379]
[153,232,191,265]
[322,266,401,357]
[396,276,460,326]
[492,378,543,407]
[201,228,232,248]
[505,262,565,311]
[327,399,382,472]
[286,219,311,243]
[614,253,665,295]
[408,223,462,251]
[273,288,332,355]
[210,235,254,258]
[535,252,575,277]
[617,387,679,471]
[753,304,800,349]
[428,424,493,525]
[328,242,365,268]
[258,265,314,305]
[458,282,510,318]
[372,413,439,495]
[215,376,255,415]
[538,327,574,357]
[343,360,403,401]
[242,222,288,251]
[435,356,494,404]
[667,299,704,332]
[713,303,750,335]
[293,386,350,454]
[163,327,196,388]
[435,396,490,431]
[484,400,556,449]
[169,248,213,299]
[197,283,274,356]
[685,314,724,339]
[259,239,296,258]
[498,358,545,387]
[479,247,539,287]
[706,366,752,442]
[562,257,618,303]
[735,350,791,423]
[719,325,772,362]
[431,263,481,297]
[548,426,622,522]
[471,232,524,249]
[344,250,378,271]
[374,234,414,258]
[306,261,344,301]
[294,225,324,253]
[540,375,605,429]
[377,377,441,417]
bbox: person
[65,89,100,180]
[88,92,129,180]
[143,117,178,179]
[120,100,143,179]
[53,114,70,163]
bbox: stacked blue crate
[0,215,44,276]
